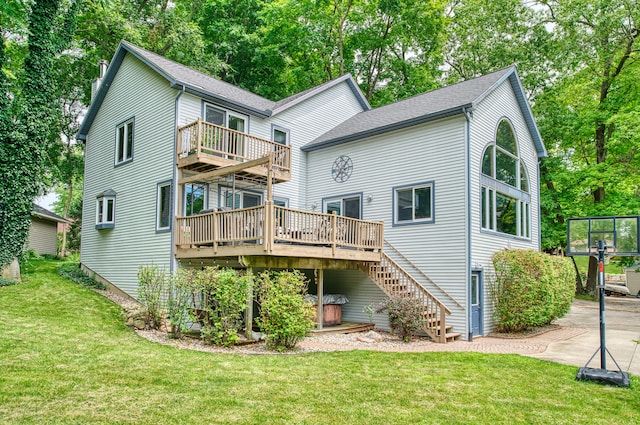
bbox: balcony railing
[177,118,291,174]
[175,203,383,260]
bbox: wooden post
[246,267,254,341]
[213,209,218,254]
[196,117,202,158]
[316,268,324,330]
[331,212,337,258]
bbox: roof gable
[78,41,370,141]
[302,67,546,158]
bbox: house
[78,40,546,342]
[28,204,69,256]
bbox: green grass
[1,260,638,424]
[572,255,628,275]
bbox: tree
[0,0,80,270]
[536,0,640,250]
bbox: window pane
[106,199,114,222]
[482,146,493,176]
[228,115,245,132]
[496,192,517,235]
[243,193,260,208]
[206,107,225,125]
[397,189,413,221]
[520,163,529,192]
[471,275,478,305]
[414,187,431,220]
[186,184,206,215]
[496,120,517,154]
[495,149,517,187]
[159,185,171,228]
[98,199,104,222]
[223,190,240,209]
[117,126,125,162]
[481,187,487,228]
[126,122,134,160]
[344,197,360,219]
[326,201,341,216]
[273,129,287,145]
[489,189,495,230]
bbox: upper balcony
[177,119,292,184]
[175,203,384,267]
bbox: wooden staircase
[360,253,461,343]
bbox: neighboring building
[78,41,546,342]
[29,204,69,256]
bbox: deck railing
[177,118,291,173]
[175,203,383,254]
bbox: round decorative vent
[331,155,353,183]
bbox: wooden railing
[360,253,454,343]
[177,118,291,173]
[175,203,383,254]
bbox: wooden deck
[177,118,291,183]
[175,203,384,263]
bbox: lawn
[1,260,638,424]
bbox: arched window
[481,119,530,238]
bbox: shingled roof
[32,204,69,223]
[78,41,368,141]
[302,67,546,157]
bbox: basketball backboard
[567,216,640,256]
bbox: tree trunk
[571,256,587,295]
[586,255,598,296]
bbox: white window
[96,190,116,229]
[220,187,261,209]
[481,119,530,238]
[272,125,289,145]
[115,118,134,165]
[393,182,434,226]
[205,105,248,159]
[157,181,172,232]
[324,195,361,219]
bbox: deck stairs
[359,244,461,343]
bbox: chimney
[91,59,109,102]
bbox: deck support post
[246,267,254,341]
[315,268,324,330]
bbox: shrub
[208,268,252,347]
[57,262,106,289]
[0,276,19,287]
[491,249,574,333]
[167,269,196,339]
[375,295,425,342]
[257,270,314,351]
[137,264,167,330]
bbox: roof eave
[301,106,470,152]
[173,83,271,118]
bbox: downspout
[537,159,542,252]
[462,107,473,341]
[171,86,186,273]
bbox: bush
[376,295,425,342]
[137,265,167,330]
[0,276,19,287]
[190,267,252,347]
[257,270,314,351]
[491,249,574,333]
[57,262,106,289]
[166,269,195,339]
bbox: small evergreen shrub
[257,270,314,351]
[137,264,167,330]
[376,295,425,342]
[491,249,575,333]
[57,262,106,289]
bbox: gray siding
[305,116,469,335]
[28,218,58,255]
[80,53,177,298]
[469,81,541,334]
